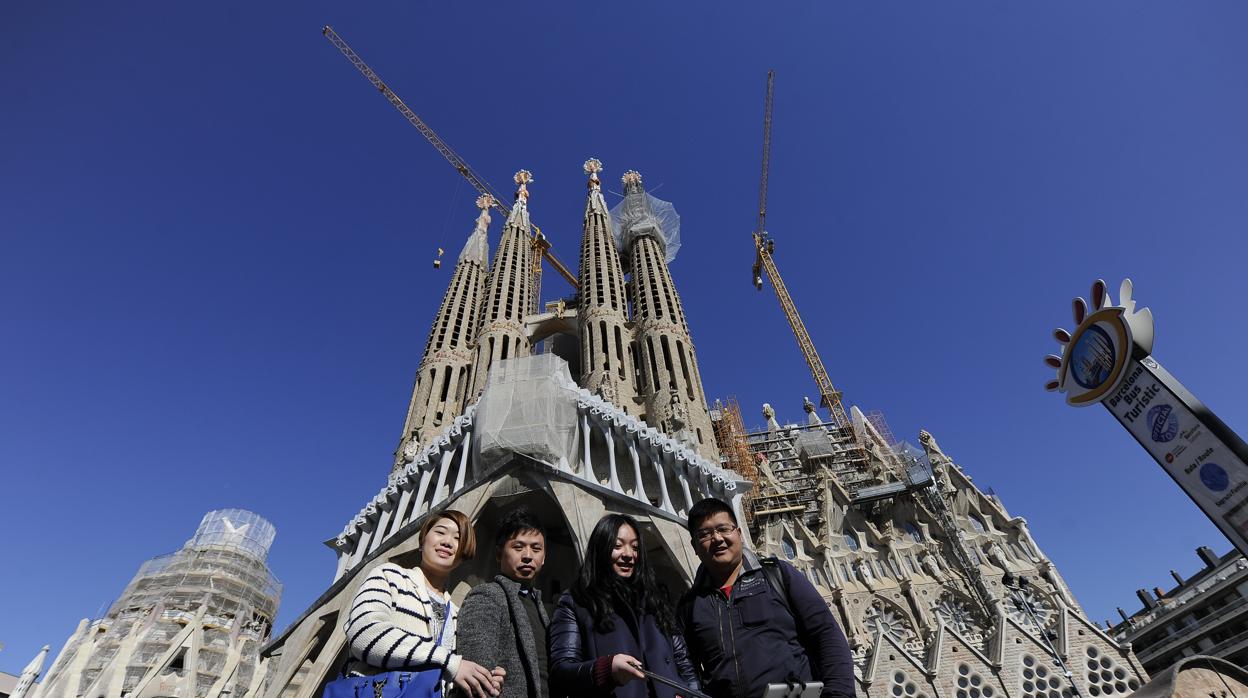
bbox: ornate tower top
[514,169,533,202]
[621,169,643,194]
[506,170,533,229]
[459,195,493,265]
[473,194,493,230]
[584,158,603,190]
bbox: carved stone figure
[986,541,1012,571]
[921,550,946,581]
[763,402,781,433]
[855,558,877,591]
[803,396,823,426]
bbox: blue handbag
[324,604,452,698]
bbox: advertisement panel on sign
[1103,358,1248,553]
[1045,279,1248,556]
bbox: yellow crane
[751,71,855,434]
[322,25,579,306]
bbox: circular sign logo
[1069,325,1116,389]
[1200,463,1229,492]
[1148,404,1179,443]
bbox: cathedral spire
[577,159,637,410]
[468,169,535,397]
[394,196,492,468]
[618,169,719,461]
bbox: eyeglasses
[693,524,739,542]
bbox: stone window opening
[1019,653,1072,698]
[888,669,928,698]
[1083,646,1140,696]
[955,663,995,698]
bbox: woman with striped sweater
[344,510,502,698]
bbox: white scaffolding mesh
[796,430,836,460]
[610,190,682,262]
[38,509,280,698]
[473,354,580,473]
[189,509,276,560]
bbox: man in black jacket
[458,509,551,698]
[678,498,855,698]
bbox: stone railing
[330,390,751,581]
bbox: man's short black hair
[494,507,545,549]
[687,497,736,534]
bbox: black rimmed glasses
[693,523,739,542]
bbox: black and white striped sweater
[344,563,461,680]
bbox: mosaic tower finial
[584,158,603,190]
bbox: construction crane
[750,71,854,433]
[322,25,578,307]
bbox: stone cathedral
[255,162,1148,698]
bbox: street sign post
[1046,279,1248,555]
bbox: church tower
[618,170,718,461]
[395,195,492,465]
[577,159,637,411]
[469,170,535,397]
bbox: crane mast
[322,25,578,300]
[750,71,854,433]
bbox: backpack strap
[759,556,794,620]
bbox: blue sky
[3,1,1248,674]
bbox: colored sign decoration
[1046,279,1248,555]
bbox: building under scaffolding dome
[33,509,281,698]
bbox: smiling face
[498,529,546,582]
[610,522,640,579]
[692,511,743,573]
[420,515,463,576]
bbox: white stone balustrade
[330,391,751,581]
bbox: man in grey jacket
[457,508,551,698]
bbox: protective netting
[473,354,580,473]
[610,190,682,263]
[796,430,836,460]
[894,441,936,483]
[189,509,276,561]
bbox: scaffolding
[864,410,897,449]
[711,397,758,484]
[736,402,884,535]
[36,509,282,698]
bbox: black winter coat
[548,591,699,698]
[678,552,854,698]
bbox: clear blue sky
[4,1,1247,674]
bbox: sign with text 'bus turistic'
[1046,279,1248,555]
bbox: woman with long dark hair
[548,513,699,698]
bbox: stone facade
[736,401,1148,697]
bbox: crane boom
[756,70,774,236]
[754,235,852,430]
[751,71,854,433]
[322,25,578,291]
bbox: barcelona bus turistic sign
[1046,279,1248,555]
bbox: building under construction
[243,32,1156,698]
[33,510,281,698]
